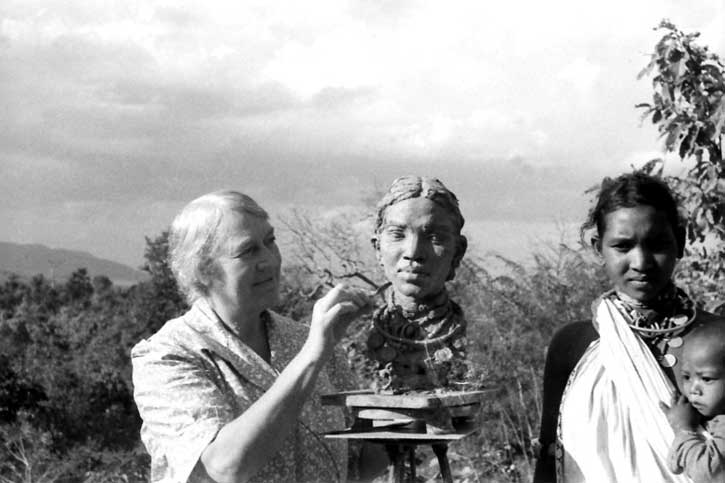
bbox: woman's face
[376,197,461,305]
[597,205,679,303]
[207,211,281,319]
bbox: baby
[664,322,725,482]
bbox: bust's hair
[169,190,268,304]
[581,172,684,246]
[372,175,466,280]
[373,175,465,236]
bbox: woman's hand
[305,283,374,358]
[661,394,700,432]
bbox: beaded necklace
[366,287,468,391]
[372,290,465,348]
[605,284,697,368]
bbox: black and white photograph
[1,1,724,481]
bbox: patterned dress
[132,300,348,483]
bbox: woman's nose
[256,247,277,270]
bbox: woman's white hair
[168,190,268,304]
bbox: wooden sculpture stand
[322,390,492,483]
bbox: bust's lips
[398,270,428,282]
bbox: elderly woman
[534,172,725,482]
[365,175,469,392]
[132,191,373,483]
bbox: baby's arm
[664,396,725,482]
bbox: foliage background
[0,20,722,482]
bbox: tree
[130,231,187,338]
[64,268,94,306]
[637,19,725,310]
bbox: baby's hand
[660,394,700,432]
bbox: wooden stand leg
[385,444,406,483]
[432,443,453,483]
[408,445,416,481]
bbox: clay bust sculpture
[366,176,469,393]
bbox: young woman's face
[597,205,679,303]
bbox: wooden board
[354,403,478,421]
[320,389,496,409]
[324,423,479,442]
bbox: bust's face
[376,197,460,306]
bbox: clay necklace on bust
[607,284,697,368]
[371,289,465,349]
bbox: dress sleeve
[132,338,236,483]
[668,417,725,483]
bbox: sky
[1,0,724,269]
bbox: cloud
[1,0,723,265]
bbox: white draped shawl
[556,298,692,483]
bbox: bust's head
[372,176,467,306]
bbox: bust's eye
[385,228,405,240]
[611,242,632,252]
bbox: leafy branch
[637,20,725,310]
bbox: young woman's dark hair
[580,171,685,251]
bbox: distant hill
[0,242,149,286]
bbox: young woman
[534,172,725,482]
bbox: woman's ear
[196,258,220,294]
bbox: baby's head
[681,321,725,418]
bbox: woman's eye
[265,237,277,246]
[235,246,257,258]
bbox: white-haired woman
[132,191,374,483]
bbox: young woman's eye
[265,236,277,246]
[429,232,449,243]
